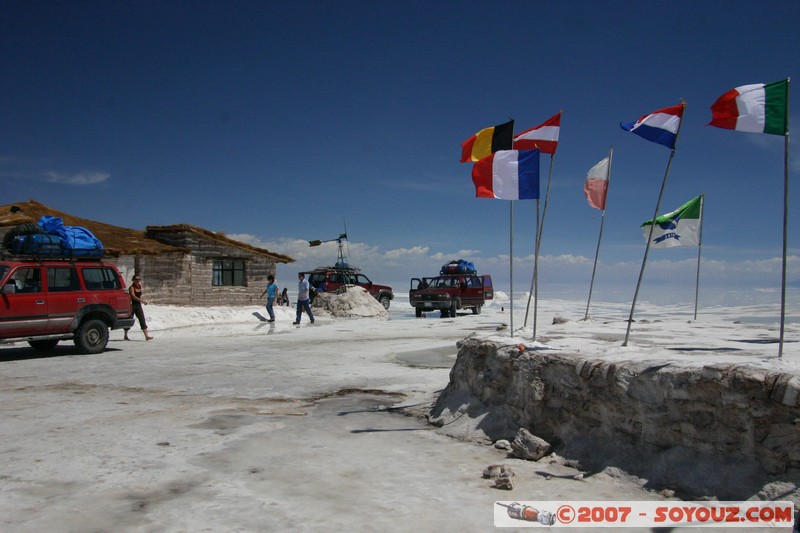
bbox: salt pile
[312,285,389,318]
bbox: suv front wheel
[74,318,110,354]
[449,298,459,318]
[378,294,391,310]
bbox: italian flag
[708,80,788,136]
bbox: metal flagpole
[524,152,555,337]
[531,199,540,338]
[694,194,706,320]
[509,201,514,336]
[778,78,790,357]
[585,146,613,320]
[693,194,705,321]
[623,101,686,347]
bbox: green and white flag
[642,195,702,249]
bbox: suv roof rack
[0,248,105,262]
[309,264,361,272]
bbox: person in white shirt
[294,272,315,325]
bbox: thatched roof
[0,200,294,263]
[146,224,294,263]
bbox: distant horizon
[3,195,794,312]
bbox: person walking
[293,272,315,325]
[124,274,153,340]
[260,274,278,322]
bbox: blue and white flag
[621,103,684,149]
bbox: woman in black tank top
[124,274,153,341]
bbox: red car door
[45,266,84,333]
[460,275,483,306]
[482,275,494,299]
[0,265,48,338]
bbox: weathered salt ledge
[428,334,800,500]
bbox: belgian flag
[459,119,514,163]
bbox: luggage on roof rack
[440,259,477,275]
[0,216,104,260]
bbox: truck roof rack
[0,247,105,262]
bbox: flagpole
[531,198,540,337]
[623,101,686,347]
[693,193,705,321]
[585,146,613,320]
[509,201,514,336]
[778,78,790,357]
[524,152,556,338]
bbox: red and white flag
[583,156,609,211]
[513,112,561,155]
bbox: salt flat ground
[0,296,797,532]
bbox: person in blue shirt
[294,272,315,325]
[260,274,278,322]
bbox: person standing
[293,272,315,325]
[124,274,154,341]
[260,274,278,322]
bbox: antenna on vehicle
[343,218,351,262]
[308,233,349,268]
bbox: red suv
[409,273,493,317]
[304,267,394,309]
[0,259,135,353]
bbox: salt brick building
[0,201,294,306]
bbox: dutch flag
[621,104,684,149]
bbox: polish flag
[584,157,610,211]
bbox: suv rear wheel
[74,319,109,354]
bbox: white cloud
[430,249,481,261]
[384,246,429,259]
[225,232,799,305]
[46,171,109,185]
[225,233,263,246]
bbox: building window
[212,259,245,286]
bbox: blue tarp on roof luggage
[440,259,477,275]
[36,216,104,257]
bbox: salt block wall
[429,335,800,499]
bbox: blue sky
[2,1,799,307]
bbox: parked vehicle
[0,259,135,353]
[409,273,493,317]
[304,232,394,309]
[304,266,394,309]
